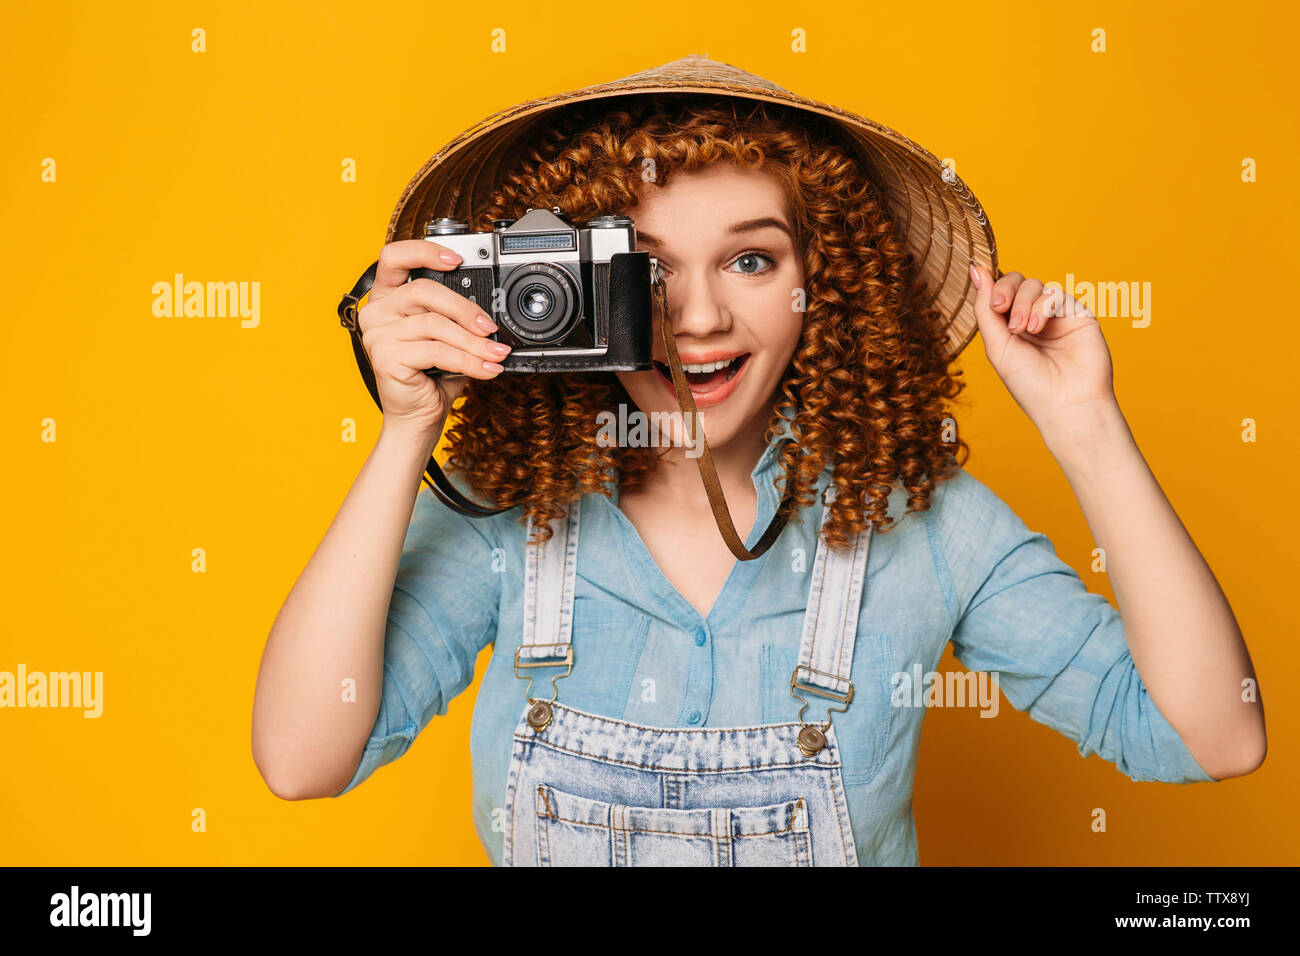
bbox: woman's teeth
[653,354,750,394]
[680,359,736,373]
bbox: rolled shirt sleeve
[930,468,1215,784]
[333,484,505,796]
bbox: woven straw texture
[385,55,998,361]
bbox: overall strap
[790,484,874,755]
[514,499,581,731]
[519,497,581,660]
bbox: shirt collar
[751,410,795,483]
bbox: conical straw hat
[386,54,998,361]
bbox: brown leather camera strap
[337,260,795,559]
[648,267,794,561]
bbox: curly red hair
[441,94,970,551]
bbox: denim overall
[501,487,871,866]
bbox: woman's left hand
[969,264,1118,437]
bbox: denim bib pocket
[534,782,812,867]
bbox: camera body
[411,207,655,374]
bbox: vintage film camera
[411,207,656,375]
[336,206,784,552]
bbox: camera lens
[521,285,553,319]
[500,263,581,343]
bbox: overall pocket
[534,783,812,867]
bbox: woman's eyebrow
[637,217,794,249]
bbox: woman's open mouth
[653,353,751,407]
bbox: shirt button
[687,710,702,724]
[694,630,706,647]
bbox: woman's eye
[729,252,774,275]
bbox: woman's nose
[661,274,731,339]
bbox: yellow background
[1,0,1294,865]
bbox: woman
[252,59,1265,866]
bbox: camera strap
[337,262,506,516]
[336,261,796,558]
[647,264,795,561]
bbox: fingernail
[482,361,505,373]
[1010,313,1023,331]
[488,341,511,355]
[992,293,1005,309]
[475,314,497,333]
[969,263,982,288]
[440,251,463,265]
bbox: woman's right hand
[357,239,512,440]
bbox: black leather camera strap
[336,261,795,558]
[337,262,504,517]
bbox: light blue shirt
[333,417,1214,864]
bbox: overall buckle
[789,665,854,757]
[514,643,573,732]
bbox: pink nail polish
[969,263,981,288]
